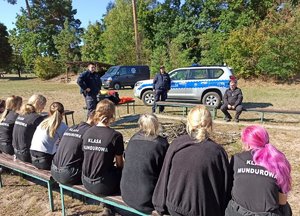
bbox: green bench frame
[245,108,300,122]
[0,154,55,211]
[59,184,150,216]
[155,101,217,119]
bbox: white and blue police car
[134,66,234,107]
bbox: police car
[134,66,234,107]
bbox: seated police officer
[221,79,243,122]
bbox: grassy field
[0,74,300,215]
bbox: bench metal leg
[0,170,2,188]
[47,181,54,212]
[60,186,66,216]
[260,112,265,122]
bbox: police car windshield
[106,67,118,76]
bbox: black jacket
[152,135,231,216]
[121,132,169,213]
[77,70,102,96]
[153,72,171,91]
[223,87,243,107]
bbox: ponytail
[0,95,23,122]
[242,125,292,193]
[21,104,36,115]
[40,102,64,138]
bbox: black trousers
[14,148,31,163]
[152,90,168,113]
[30,150,54,170]
[221,104,243,119]
[225,199,292,216]
[82,168,122,196]
[51,164,81,185]
[0,143,14,155]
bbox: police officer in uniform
[152,65,171,113]
[77,63,102,116]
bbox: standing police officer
[77,63,102,116]
[152,65,171,113]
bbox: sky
[0,0,113,31]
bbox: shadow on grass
[243,102,273,109]
[0,76,35,81]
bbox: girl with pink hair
[225,125,292,216]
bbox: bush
[34,56,62,80]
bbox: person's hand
[232,106,235,109]
[85,88,91,92]
[228,105,232,109]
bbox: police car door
[186,68,209,100]
[168,69,188,99]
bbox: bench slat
[246,108,300,115]
[60,184,150,216]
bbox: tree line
[0,0,299,80]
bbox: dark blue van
[101,65,150,90]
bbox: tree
[81,21,105,62]
[101,0,136,64]
[53,19,81,63]
[0,23,12,70]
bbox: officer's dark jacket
[223,87,243,107]
[153,72,171,91]
[77,70,102,96]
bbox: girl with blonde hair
[12,94,47,162]
[120,113,169,215]
[0,95,22,155]
[153,105,231,216]
[30,102,68,170]
[82,99,124,196]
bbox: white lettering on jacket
[237,167,276,179]
[83,145,108,152]
[15,121,27,127]
[88,138,102,144]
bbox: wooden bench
[0,154,55,211]
[59,184,150,216]
[245,108,300,122]
[155,101,217,119]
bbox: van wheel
[202,92,221,107]
[142,90,155,106]
[130,85,134,89]
[113,83,121,90]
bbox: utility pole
[132,0,141,64]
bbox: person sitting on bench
[225,125,292,216]
[221,79,243,122]
[82,99,124,196]
[30,102,68,170]
[0,95,23,155]
[120,114,169,215]
[12,94,47,163]
[152,105,231,216]
[51,111,95,185]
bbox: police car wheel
[142,90,155,106]
[202,92,221,107]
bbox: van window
[209,69,224,79]
[170,70,187,80]
[189,69,208,79]
[119,67,129,76]
[106,67,118,76]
